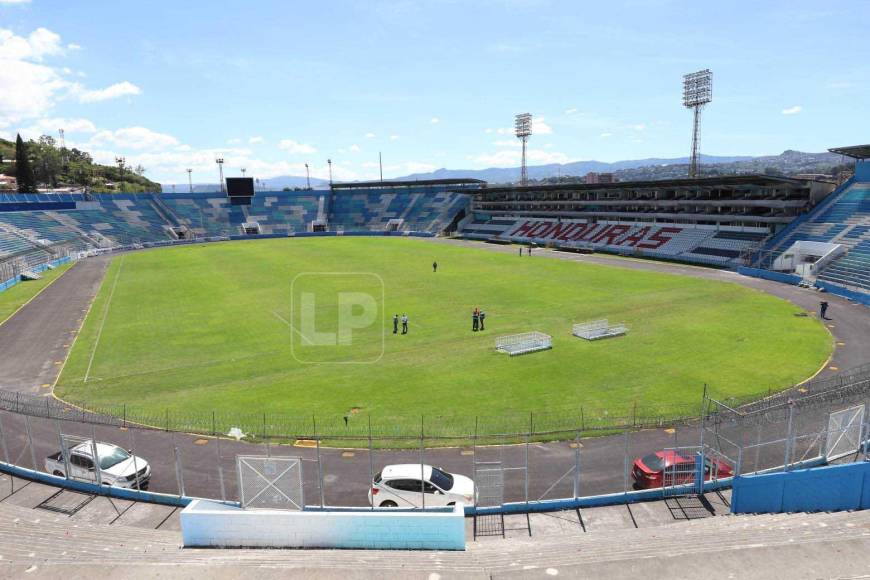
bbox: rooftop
[828,145,870,160]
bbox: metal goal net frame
[572,319,628,341]
[495,331,552,356]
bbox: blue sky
[1,0,868,183]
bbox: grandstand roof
[331,178,486,190]
[828,145,870,160]
[480,174,808,194]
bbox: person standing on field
[820,301,829,320]
[479,310,486,331]
[433,260,438,273]
[393,313,399,334]
[472,308,479,332]
[401,313,409,334]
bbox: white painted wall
[180,499,466,550]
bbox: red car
[632,450,733,489]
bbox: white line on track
[271,310,316,346]
[83,257,124,383]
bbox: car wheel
[52,471,64,477]
[379,500,398,508]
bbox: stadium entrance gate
[825,404,866,461]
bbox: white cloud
[493,139,520,148]
[0,27,64,61]
[389,134,400,141]
[564,107,578,115]
[533,117,553,134]
[600,132,612,138]
[227,138,241,144]
[67,43,81,51]
[484,128,493,134]
[20,116,97,139]
[349,144,361,152]
[430,117,440,124]
[89,126,179,150]
[365,132,375,138]
[277,139,316,154]
[495,127,512,135]
[74,80,141,103]
[631,123,646,131]
[248,136,263,144]
[782,105,802,115]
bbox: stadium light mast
[186,168,193,193]
[215,156,225,193]
[241,167,246,177]
[304,163,311,190]
[682,69,713,179]
[515,113,533,186]
[115,156,125,192]
[327,158,333,186]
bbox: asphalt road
[0,239,868,507]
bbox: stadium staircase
[2,491,870,575]
[760,181,870,292]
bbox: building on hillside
[0,175,16,191]
[584,172,617,184]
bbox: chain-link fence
[0,365,868,510]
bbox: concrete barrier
[180,499,466,550]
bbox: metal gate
[661,446,702,498]
[825,404,865,461]
[58,434,102,485]
[237,455,304,510]
[474,461,504,508]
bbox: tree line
[6,133,160,194]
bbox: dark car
[632,450,733,489]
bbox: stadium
[0,144,869,573]
[1,2,870,574]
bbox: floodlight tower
[186,168,193,193]
[215,156,225,193]
[327,159,333,185]
[115,156,126,193]
[515,113,533,186]
[682,69,713,179]
[304,163,311,190]
[241,167,246,177]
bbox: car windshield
[97,446,130,469]
[640,453,665,472]
[429,467,454,490]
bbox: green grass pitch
[55,237,831,435]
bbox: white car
[368,464,475,508]
[45,440,151,489]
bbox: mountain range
[160,150,848,191]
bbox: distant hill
[161,175,329,193]
[0,135,162,193]
[394,150,845,184]
[157,149,852,193]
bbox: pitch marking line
[84,257,125,383]
[271,310,316,346]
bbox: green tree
[15,134,37,193]
[31,135,63,187]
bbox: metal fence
[0,364,869,510]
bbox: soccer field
[56,237,831,435]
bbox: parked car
[368,464,475,508]
[632,450,733,489]
[45,440,151,489]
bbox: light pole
[215,156,225,193]
[327,159,333,186]
[115,156,126,192]
[186,168,193,193]
[515,113,532,186]
[241,168,246,177]
[305,163,311,190]
[682,69,713,179]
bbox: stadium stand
[458,175,829,267]
[758,182,870,290]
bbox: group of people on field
[472,307,486,332]
[392,313,409,335]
